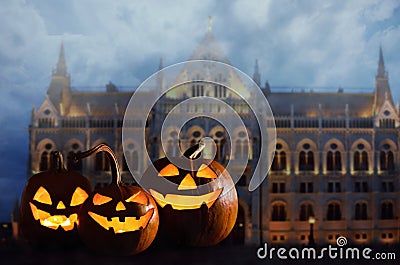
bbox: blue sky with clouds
[0,0,399,221]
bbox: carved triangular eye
[33,186,52,205]
[197,164,218,179]
[126,191,148,205]
[70,187,89,206]
[158,164,179,177]
[93,193,112,205]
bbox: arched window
[381,201,394,220]
[235,140,242,160]
[272,151,287,171]
[242,139,249,160]
[380,150,395,171]
[38,142,54,171]
[354,150,368,171]
[67,151,82,172]
[298,142,315,171]
[361,151,368,170]
[95,152,109,171]
[271,203,286,221]
[327,202,341,220]
[299,203,314,221]
[272,143,287,171]
[123,143,139,172]
[327,143,342,171]
[355,202,368,220]
[299,151,314,171]
[39,151,49,171]
[388,151,395,171]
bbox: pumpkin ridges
[19,151,93,247]
[144,144,238,246]
[71,144,159,255]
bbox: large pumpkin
[19,151,92,246]
[71,144,159,256]
[142,143,238,246]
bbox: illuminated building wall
[28,30,399,246]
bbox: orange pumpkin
[19,151,92,246]
[71,144,159,255]
[142,144,238,246]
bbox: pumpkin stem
[183,140,205,160]
[69,144,121,185]
[50,151,67,173]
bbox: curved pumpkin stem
[70,144,121,185]
[183,140,206,174]
[50,151,67,173]
[183,139,205,160]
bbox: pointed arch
[323,139,345,173]
[36,139,56,172]
[64,139,84,172]
[296,139,317,172]
[271,139,289,172]
[351,139,372,172]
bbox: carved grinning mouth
[88,209,154,234]
[29,202,77,231]
[149,188,222,210]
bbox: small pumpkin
[19,151,92,246]
[142,143,238,246]
[71,144,159,256]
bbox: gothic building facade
[28,29,399,246]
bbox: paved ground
[0,239,398,265]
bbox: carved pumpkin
[142,143,238,246]
[71,144,159,256]
[19,151,92,246]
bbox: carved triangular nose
[56,201,66,209]
[178,174,197,190]
[116,201,126,211]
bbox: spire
[377,46,387,78]
[157,57,165,90]
[53,41,68,77]
[253,59,261,86]
[208,16,213,33]
[374,46,394,114]
[188,18,229,63]
[47,41,71,111]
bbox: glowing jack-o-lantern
[71,144,159,256]
[142,143,238,246]
[20,151,92,245]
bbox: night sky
[1,0,400,221]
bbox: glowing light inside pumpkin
[125,191,148,205]
[56,201,66,209]
[33,186,52,205]
[93,193,113,205]
[88,209,154,234]
[178,174,197,190]
[158,164,179,176]
[197,164,218,178]
[149,188,222,210]
[70,187,89,206]
[116,201,126,211]
[29,202,78,231]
